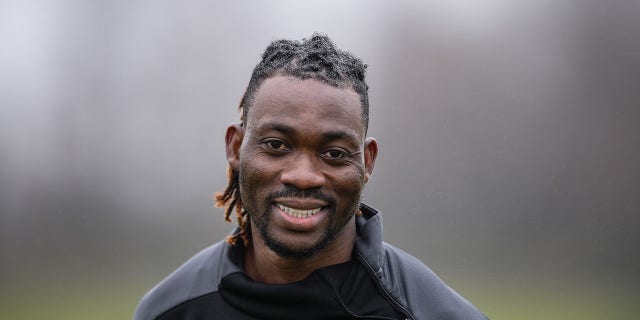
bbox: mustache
[267,186,335,206]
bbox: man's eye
[264,140,289,151]
[321,149,349,160]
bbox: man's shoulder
[134,240,241,320]
[380,242,488,320]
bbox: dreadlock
[215,33,370,247]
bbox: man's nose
[280,152,326,189]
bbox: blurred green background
[1,1,639,319]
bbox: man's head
[217,34,377,259]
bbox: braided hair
[215,33,369,246]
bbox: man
[135,34,487,320]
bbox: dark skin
[225,76,378,284]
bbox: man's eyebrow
[321,130,359,146]
[258,122,296,134]
[257,121,360,145]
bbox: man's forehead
[244,76,365,136]
[249,111,364,144]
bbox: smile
[276,203,323,218]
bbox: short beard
[247,185,361,260]
[253,208,338,260]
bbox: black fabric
[156,292,243,320]
[318,260,405,319]
[158,259,405,320]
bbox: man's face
[226,75,377,259]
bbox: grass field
[458,279,640,320]
[2,276,638,319]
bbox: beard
[249,186,360,260]
[256,213,333,259]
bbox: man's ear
[363,137,378,183]
[225,123,244,171]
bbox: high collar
[354,202,385,275]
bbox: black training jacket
[134,203,488,320]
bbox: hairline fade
[239,33,369,133]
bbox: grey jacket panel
[134,241,242,320]
[355,204,487,320]
[380,243,487,319]
[134,204,487,320]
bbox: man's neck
[243,221,356,284]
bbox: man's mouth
[276,203,323,218]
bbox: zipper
[355,251,415,320]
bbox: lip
[273,197,328,210]
[272,201,328,231]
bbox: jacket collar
[355,203,385,274]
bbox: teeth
[277,203,322,218]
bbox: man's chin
[263,235,330,260]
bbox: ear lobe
[225,123,244,171]
[363,137,378,183]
